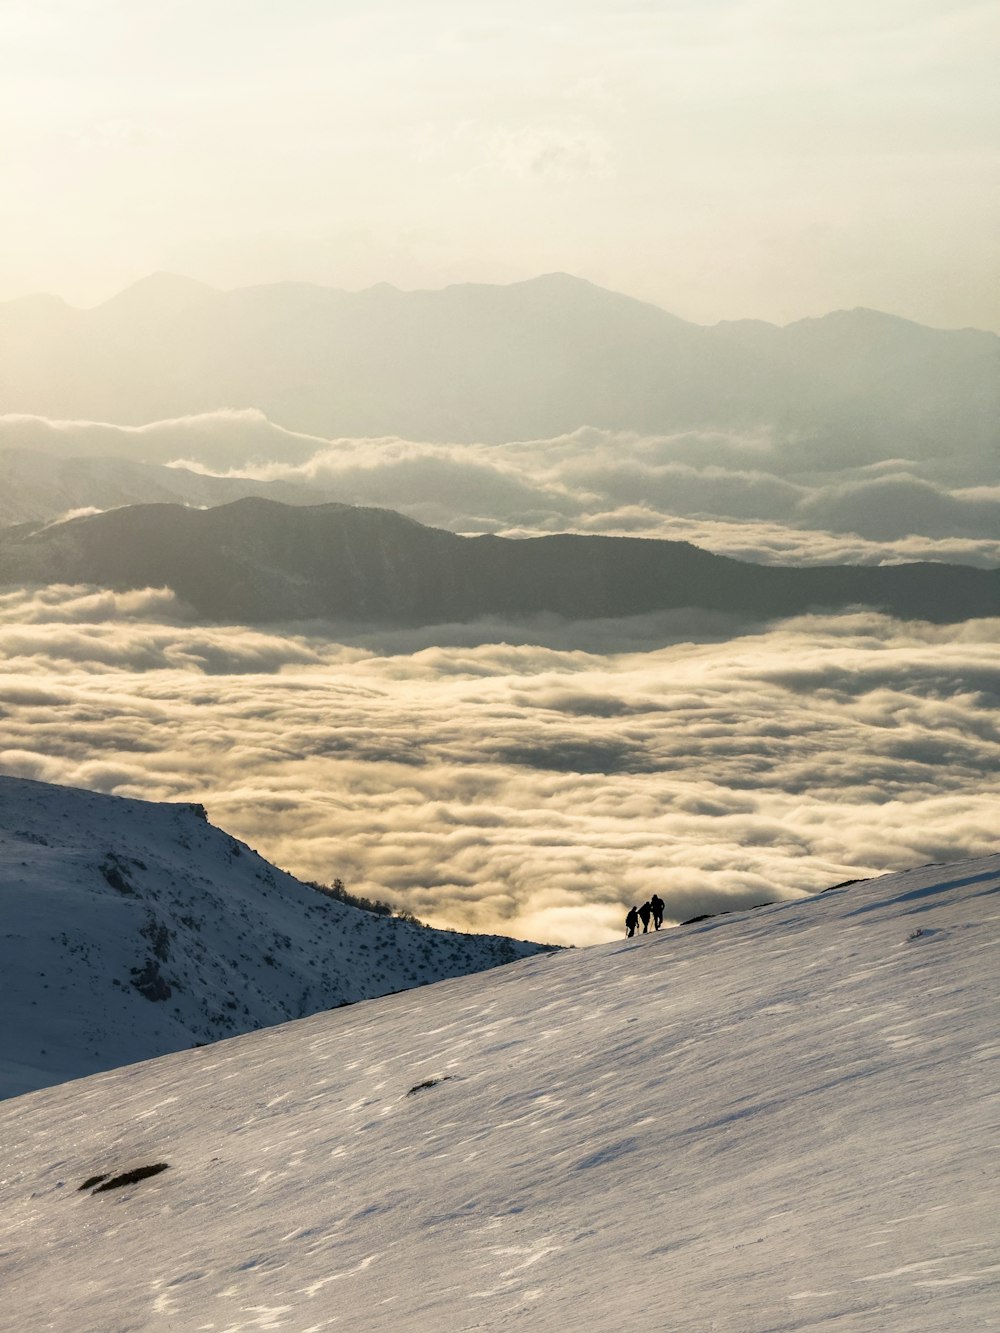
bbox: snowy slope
[0,776,545,1100]
[1,855,997,1331]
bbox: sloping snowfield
[1,855,997,1331]
[0,776,544,1100]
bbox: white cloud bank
[4,411,998,567]
[1,587,996,946]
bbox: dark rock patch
[140,916,172,962]
[89,1163,170,1193]
[78,1173,110,1192]
[16,829,48,846]
[100,855,137,896]
[407,1076,454,1096]
[130,957,172,1001]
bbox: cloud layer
[1,585,996,946]
[238,429,1000,563]
[4,411,999,568]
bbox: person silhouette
[650,893,665,930]
[625,905,639,938]
[638,901,652,933]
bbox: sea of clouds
[3,410,997,944]
[2,584,996,946]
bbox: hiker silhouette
[625,905,639,938]
[638,901,652,933]
[650,894,665,930]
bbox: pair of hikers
[626,895,664,936]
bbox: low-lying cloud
[3,412,999,567]
[220,429,1000,562]
[0,410,326,469]
[2,585,996,946]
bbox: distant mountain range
[0,775,546,1100]
[1,273,996,470]
[2,497,996,625]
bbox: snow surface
[1,854,997,1330]
[0,776,545,1100]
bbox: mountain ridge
[0,774,548,1101]
[1,273,994,449]
[2,496,996,626]
[3,271,993,336]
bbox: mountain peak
[96,272,216,315]
[789,306,981,338]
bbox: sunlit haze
[1,0,997,328]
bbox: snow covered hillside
[1,856,997,1331]
[0,776,546,1100]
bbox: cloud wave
[3,412,998,567]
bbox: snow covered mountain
[1,853,996,1331]
[0,776,547,1101]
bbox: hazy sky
[1,0,996,328]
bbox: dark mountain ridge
[2,497,996,625]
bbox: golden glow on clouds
[1,586,996,945]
